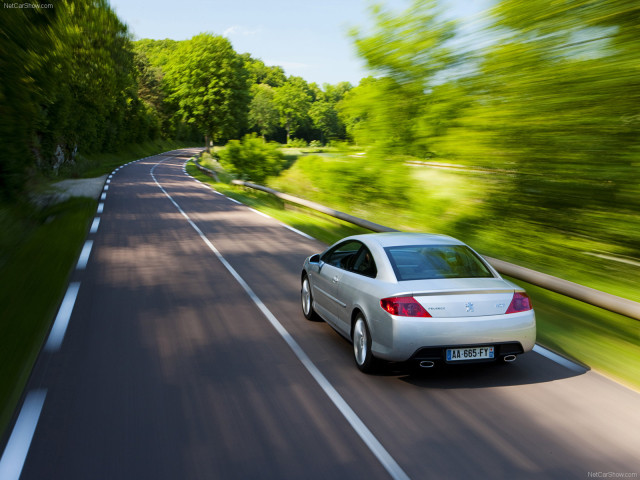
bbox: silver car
[301,232,536,373]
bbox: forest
[1,0,639,274]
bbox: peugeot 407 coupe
[300,232,536,373]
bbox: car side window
[322,240,362,269]
[351,246,377,278]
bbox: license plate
[446,346,494,362]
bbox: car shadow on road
[378,351,589,389]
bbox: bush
[218,134,286,183]
[287,138,307,148]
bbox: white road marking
[100,192,107,201]
[103,185,109,191]
[0,389,47,480]
[97,203,104,214]
[282,224,315,240]
[182,161,316,241]
[90,217,100,234]
[44,282,81,352]
[248,207,270,219]
[151,159,410,480]
[533,345,587,373]
[76,240,93,270]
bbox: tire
[301,274,318,321]
[352,314,377,373]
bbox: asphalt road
[3,149,639,480]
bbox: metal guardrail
[229,178,640,322]
[192,157,219,182]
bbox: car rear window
[384,245,494,281]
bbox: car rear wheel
[353,314,377,373]
[301,274,318,321]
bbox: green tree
[309,101,339,144]
[164,33,249,151]
[273,77,312,143]
[351,0,457,88]
[243,55,287,87]
[0,4,55,197]
[248,84,279,139]
[344,0,458,155]
[442,0,640,248]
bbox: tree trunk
[205,133,210,153]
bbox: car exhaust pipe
[419,361,435,368]
[503,355,517,363]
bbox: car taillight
[380,296,432,317]
[506,292,532,314]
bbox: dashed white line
[0,389,47,480]
[151,159,410,480]
[97,203,104,214]
[76,240,93,270]
[44,282,81,352]
[90,217,100,234]
[100,192,107,201]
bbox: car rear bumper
[370,310,536,362]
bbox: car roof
[347,232,465,248]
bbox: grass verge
[187,158,640,392]
[0,197,96,439]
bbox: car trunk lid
[404,278,517,318]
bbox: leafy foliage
[273,77,313,143]
[0,0,177,197]
[218,134,286,183]
[249,84,279,139]
[163,34,250,147]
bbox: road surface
[2,149,639,480]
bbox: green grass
[514,278,640,391]
[0,197,97,438]
[186,161,368,244]
[188,154,640,392]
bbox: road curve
[3,149,639,480]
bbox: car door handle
[332,276,339,283]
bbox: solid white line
[150,160,410,480]
[44,282,81,352]
[533,345,586,373]
[247,207,270,219]
[76,240,93,270]
[0,389,47,480]
[282,224,315,240]
[90,217,100,234]
[228,197,241,205]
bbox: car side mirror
[309,254,321,264]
